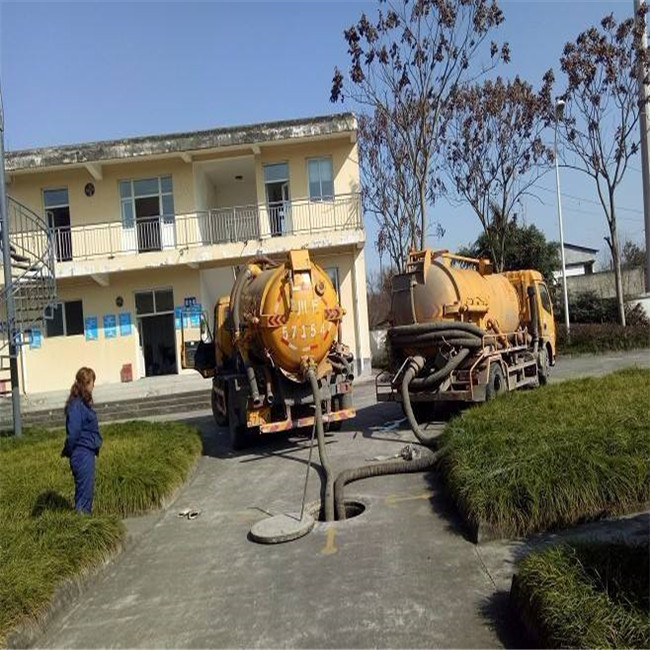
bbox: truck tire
[227,382,249,450]
[537,347,550,385]
[211,387,228,427]
[486,363,506,401]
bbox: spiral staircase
[0,196,57,427]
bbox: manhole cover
[249,513,314,544]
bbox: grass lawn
[439,368,650,539]
[512,540,649,648]
[0,421,202,644]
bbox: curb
[3,456,201,649]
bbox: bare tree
[444,75,554,271]
[358,110,419,271]
[331,0,509,266]
[557,8,650,325]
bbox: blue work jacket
[62,397,103,457]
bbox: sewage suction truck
[183,250,355,452]
[376,249,556,443]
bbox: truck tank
[391,249,522,335]
[232,250,345,380]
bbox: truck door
[536,282,556,356]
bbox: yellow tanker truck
[185,250,355,449]
[377,249,556,441]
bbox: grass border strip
[3,455,201,649]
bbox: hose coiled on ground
[307,367,335,522]
[334,449,440,520]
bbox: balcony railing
[50,193,363,263]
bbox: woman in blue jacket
[61,367,102,514]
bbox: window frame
[134,287,175,317]
[307,156,335,202]
[325,266,340,299]
[119,175,175,226]
[45,299,84,338]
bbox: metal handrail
[45,193,363,263]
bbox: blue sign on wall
[30,328,42,349]
[119,312,132,336]
[85,317,98,341]
[189,303,202,327]
[103,314,117,339]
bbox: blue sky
[0,1,645,274]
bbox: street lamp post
[554,98,571,339]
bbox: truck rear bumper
[259,408,356,434]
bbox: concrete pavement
[33,351,649,648]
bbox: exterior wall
[312,247,371,376]
[565,267,645,299]
[8,158,196,227]
[20,267,200,394]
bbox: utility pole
[636,0,650,293]
[554,98,571,338]
[0,84,22,436]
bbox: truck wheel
[537,347,550,386]
[227,383,249,451]
[486,363,506,401]
[211,388,228,427]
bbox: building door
[43,188,72,261]
[135,288,177,377]
[120,177,176,253]
[264,162,290,237]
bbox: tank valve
[315,280,325,296]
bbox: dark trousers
[70,448,96,514]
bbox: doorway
[135,288,177,377]
[139,313,177,376]
[263,162,290,237]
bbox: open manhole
[309,499,367,522]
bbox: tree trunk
[608,200,626,327]
[419,178,427,251]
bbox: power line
[532,184,643,216]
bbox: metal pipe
[0,84,21,436]
[527,286,540,354]
[389,322,485,338]
[635,0,650,293]
[554,99,571,338]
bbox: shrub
[557,323,650,354]
[439,369,650,539]
[513,541,649,648]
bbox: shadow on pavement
[479,590,533,649]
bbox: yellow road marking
[321,525,338,555]
[385,492,433,506]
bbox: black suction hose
[334,449,440,520]
[409,347,471,391]
[389,322,485,337]
[307,367,334,522]
[231,268,262,407]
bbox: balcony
[49,194,364,277]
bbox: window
[135,288,174,316]
[46,300,84,337]
[325,267,340,299]
[120,176,175,253]
[43,188,72,262]
[539,283,553,315]
[308,158,334,201]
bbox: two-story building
[5,113,370,394]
